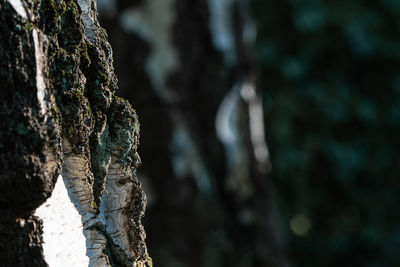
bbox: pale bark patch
[99,158,134,259]
[7,0,27,19]
[33,29,48,115]
[77,0,98,42]
[35,176,89,267]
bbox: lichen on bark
[0,0,151,266]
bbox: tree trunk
[98,0,288,266]
[0,0,151,266]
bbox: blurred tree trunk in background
[99,0,287,266]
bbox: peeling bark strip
[0,0,151,266]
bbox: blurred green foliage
[251,0,400,266]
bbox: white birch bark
[62,139,111,266]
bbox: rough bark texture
[98,0,287,266]
[0,0,150,266]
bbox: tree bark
[0,0,151,266]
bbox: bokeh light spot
[290,214,312,236]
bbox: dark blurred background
[98,0,400,266]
